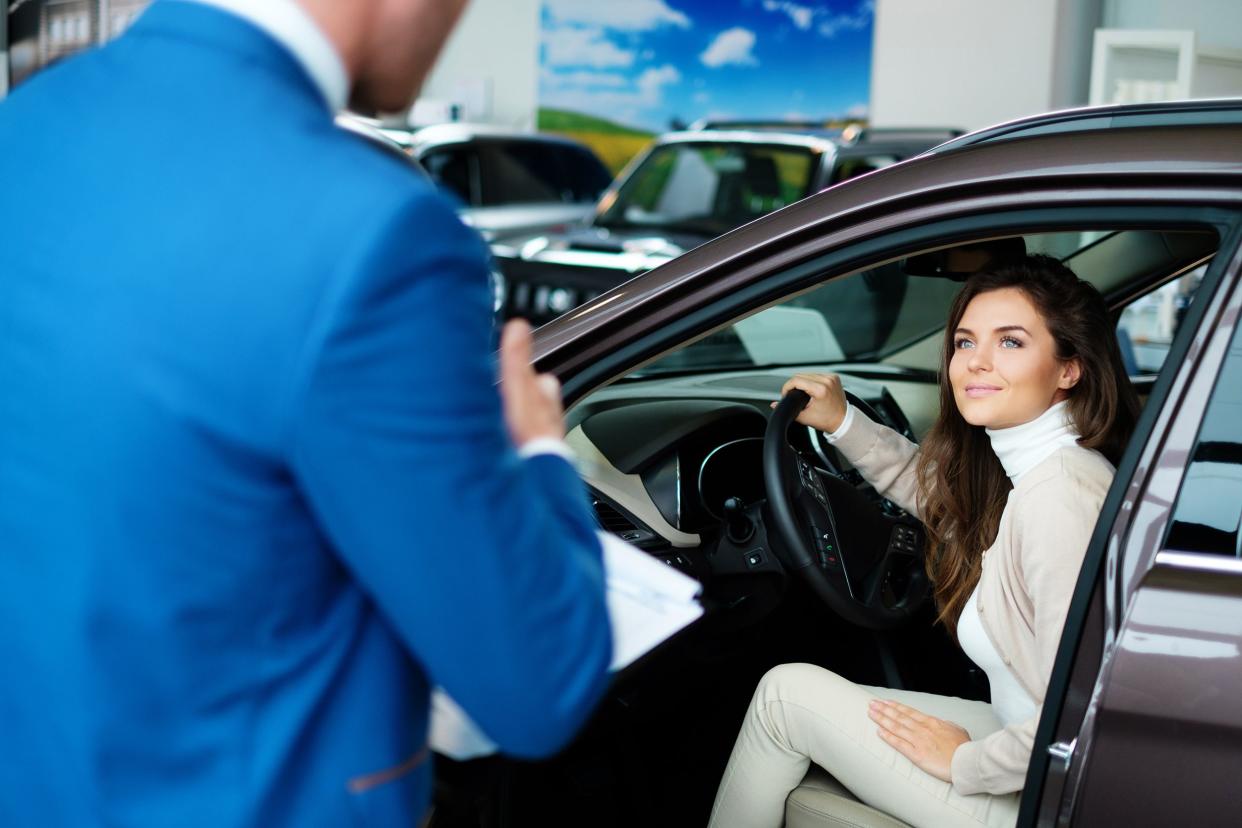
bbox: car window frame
[559,207,1236,404]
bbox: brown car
[431,100,1242,828]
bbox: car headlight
[547,287,575,315]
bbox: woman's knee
[753,663,857,708]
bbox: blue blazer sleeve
[286,190,612,757]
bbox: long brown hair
[915,255,1140,636]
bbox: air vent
[592,499,638,534]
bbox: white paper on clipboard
[429,531,704,759]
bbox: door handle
[1047,738,1077,768]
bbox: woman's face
[948,287,1081,429]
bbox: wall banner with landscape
[538,0,874,173]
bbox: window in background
[7,0,149,91]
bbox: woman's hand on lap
[776,373,849,433]
[867,699,971,783]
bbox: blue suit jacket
[0,3,612,824]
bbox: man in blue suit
[0,0,612,824]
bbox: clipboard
[429,531,704,759]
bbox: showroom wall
[419,0,541,129]
[870,0,1242,132]
[1103,0,1242,50]
[868,0,1102,132]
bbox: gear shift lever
[723,496,755,543]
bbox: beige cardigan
[830,413,1114,796]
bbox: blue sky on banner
[539,0,874,131]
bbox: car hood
[459,203,596,242]
[490,224,712,275]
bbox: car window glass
[421,147,478,206]
[475,141,610,207]
[831,154,899,184]
[1164,315,1242,557]
[1116,264,1207,376]
[631,228,1218,378]
[560,146,614,203]
[478,142,563,206]
[596,142,816,238]
[633,230,1109,376]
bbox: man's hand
[868,699,971,783]
[774,373,849,433]
[499,319,565,446]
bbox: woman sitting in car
[710,255,1139,828]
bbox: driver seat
[785,766,913,828]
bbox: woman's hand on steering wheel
[774,373,849,434]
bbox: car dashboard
[566,368,919,576]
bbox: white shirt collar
[985,400,1081,482]
[175,0,349,111]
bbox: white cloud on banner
[759,0,874,39]
[845,102,869,118]
[762,1,815,31]
[541,63,682,121]
[700,27,759,68]
[637,65,682,97]
[817,0,874,38]
[543,26,636,68]
[544,0,691,31]
[544,70,629,89]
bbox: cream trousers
[708,663,1021,828]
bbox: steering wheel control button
[888,525,920,554]
[744,548,766,569]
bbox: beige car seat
[785,766,914,828]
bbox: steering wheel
[763,389,930,630]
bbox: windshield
[596,141,817,238]
[632,231,1113,377]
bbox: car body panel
[1070,558,1242,825]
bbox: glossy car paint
[1072,557,1242,825]
[526,104,1242,826]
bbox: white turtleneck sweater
[966,400,1081,724]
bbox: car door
[1023,235,1242,827]
[527,121,1242,819]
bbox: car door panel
[1028,233,1242,826]
[1069,560,1242,826]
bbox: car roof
[406,122,593,151]
[651,129,843,153]
[534,118,1242,359]
[928,98,1242,155]
[651,124,964,159]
